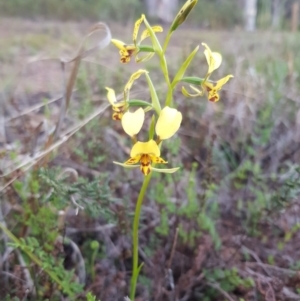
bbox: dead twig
[206,281,235,301]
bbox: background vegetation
[0,1,300,301]
[0,0,296,29]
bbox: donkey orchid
[111,15,162,63]
[182,43,233,102]
[114,106,182,175]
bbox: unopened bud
[170,0,198,32]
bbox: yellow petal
[202,43,222,74]
[155,106,182,140]
[214,75,234,89]
[124,69,148,99]
[130,140,160,158]
[133,15,145,46]
[121,108,145,137]
[105,87,116,105]
[149,155,167,164]
[124,155,142,165]
[111,39,126,50]
[140,26,163,42]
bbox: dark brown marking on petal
[140,154,152,175]
[209,96,218,102]
[127,49,135,56]
[121,56,130,64]
[141,166,150,175]
[112,112,122,120]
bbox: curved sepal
[140,26,163,42]
[181,85,202,97]
[113,161,139,169]
[136,52,155,63]
[151,166,180,173]
[124,69,148,100]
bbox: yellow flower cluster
[105,0,233,176]
[107,83,182,175]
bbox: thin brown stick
[206,281,235,301]
[167,227,179,269]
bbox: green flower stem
[0,222,74,297]
[160,56,171,87]
[162,31,173,54]
[165,87,173,107]
[159,56,173,107]
[130,172,152,300]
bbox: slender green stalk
[130,173,152,300]
[162,30,173,54]
[160,57,171,87]
[159,55,173,107]
[130,21,175,301]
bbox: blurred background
[0,0,299,30]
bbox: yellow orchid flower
[106,70,149,120]
[105,87,127,120]
[124,140,167,175]
[114,107,182,175]
[114,140,179,175]
[202,75,234,102]
[201,43,233,101]
[111,15,163,63]
[182,43,233,102]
